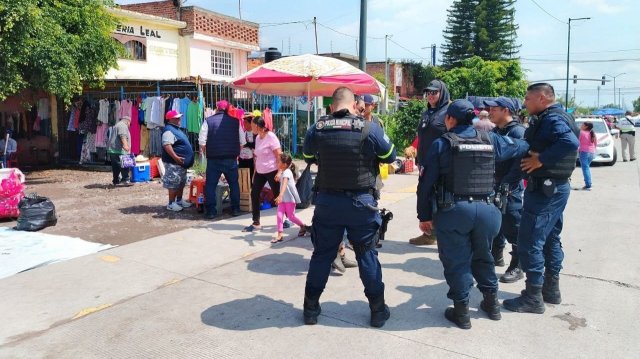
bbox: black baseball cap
[483,96,517,114]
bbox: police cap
[446,99,476,124]
[483,96,517,114]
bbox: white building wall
[106,19,183,80]
[186,36,254,82]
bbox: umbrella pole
[307,83,311,128]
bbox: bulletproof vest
[441,131,495,196]
[205,112,240,159]
[314,112,377,191]
[524,107,579,179]
[494,121,525,184]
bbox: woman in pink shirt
[578,121,597,190]
[243,116,282,232]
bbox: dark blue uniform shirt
[531,103,579,167]
[417,125,530,221]
[493,121,526,186]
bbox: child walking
[272,153,309,243]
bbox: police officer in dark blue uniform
[484,97,527,283]
[411,80,451,246]
[417,99,529,329]
[302,87,396,328]
[504,83,579,314]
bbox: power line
[316,22,384,40]
[521,57,640,64]
[387,38,429,62]
[529,0,566,24]
[260,20,309,28]
[522,48,640,57]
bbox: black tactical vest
[314,113,377,191]
[524,108,579,179]
[441,131,495,196]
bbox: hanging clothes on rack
[263,107,273,131]
[98,99,109,124]
[119,99,133,119]
[129,100,141,155]
[186,98,202,133]
[179,96,191,128]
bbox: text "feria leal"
[116,25,162,39]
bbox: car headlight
[598,140,611,147]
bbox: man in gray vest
[616,112,636,162]
[198,100,245,219]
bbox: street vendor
[162,110,195,212]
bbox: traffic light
[601,76,606,85]
[573,75,577,84]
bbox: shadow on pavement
[201,295,304,330]
[376,241,439,255]
[245,252,309,276]
[384,257,445,280]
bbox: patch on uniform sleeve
[383,133,390,143]
[316,120,325,130]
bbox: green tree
[381,100,426,150]
[371,72,394,97]
[474,0,519,60]
[0,0,122,104]
[441,0,477,68]
[633,96,640,112]
[441,0,519,68]
[437,56,528,99]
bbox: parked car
[575,118,617,166]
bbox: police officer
[484,97,526,283]
[417,99,529,329]
[302,87,396,328]
[503,83,579,314]
[411,79,451,246]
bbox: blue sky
[117,0,640,109]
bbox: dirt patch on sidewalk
[0,169,236,246]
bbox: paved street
[1,138,639,358]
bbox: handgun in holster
[436,183,454,209]
[494,183,510,214]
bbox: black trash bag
[296,163,314,209]
[14,194,58,231]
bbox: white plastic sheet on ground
[0,228,115,279]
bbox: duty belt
[453,195,495,203]
[319,188,377,197]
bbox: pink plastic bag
[0,169,25,218]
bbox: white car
[574,118,617,166]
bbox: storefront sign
[115,24,162,39]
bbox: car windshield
[576,120,608,134]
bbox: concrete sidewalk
[1,157,639,358]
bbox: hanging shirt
[98,99,109,124]
[37,98,50,119]
[187,100,202,133]
[119,99,133,119]
[179,97,191,128]
[172,98,181,113]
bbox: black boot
[367,293,391,328]
[500,252,524,283]
[503,283,545,314]
[480,292,502,320]
[542,272,562,304]
[492,246,505,267]
[444,300,471,329]
[303,293,322,325]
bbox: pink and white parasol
[231,54,385,97]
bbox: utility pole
[605,73,626,108]
[384,34,390,114]
[313,17,319,55]
[238,0,242,21]
[358,0,367,70]
[565,17,590,111]
[597,86,600,108]
[619,88,622,108]
[431,44,436,66]
[573,87,576,107]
